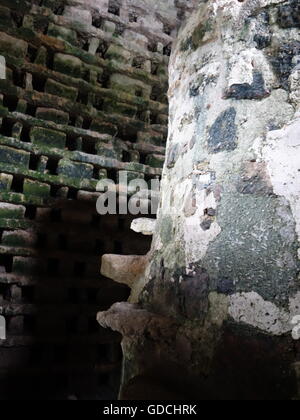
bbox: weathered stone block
[101,254,148,287]
[105,45,132,64]
[45,79,78,101]
[137,131,164,147]
[0,173,13,191]
[53,53,82,78]
[31,127,66,149]
[0,32,27,58]
[63,6,92,26]
[118,170,144,183]
[103,99,137,118]
[103,20,115,33]
[47,23,77,44]
[146,154,165,168]
[0,145,30,168]
[57,159,93,179]
[36,108,69,125]
[2,230,37,247]
[0,203,25,219]
[95,143,120,160]
[110,73,147,95]
[23,179,50,198]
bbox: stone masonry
[98,0,300,400]
[0,0,195,400]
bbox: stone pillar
[98,0,300,400]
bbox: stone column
[99,0,300,400]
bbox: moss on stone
[23,179,50,198]
[31,127,66,149]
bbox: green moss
[103,98,137,118]
[53,53,83,78]
[0,160,97,191]
[47,23,77,44]
[23,179,50,198]
[181,19,214,52]
[2,231,31,247]
[45,78,78,101]
[57,158,93,180]
[0,218,31,229]
[35,108,69,125]
[0,191,43,206]
[0,203,25,219]
[146,154,164,169]
[0,173,12,191]
[31,127,66,149]
[0,145,30,168]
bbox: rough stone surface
[101,253,148,288]
[98,0,300,400]
[130,217,156,235]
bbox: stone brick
[57,159,93,179]
[23,179,50,198]
[146,154,165,168]
[103,99,137,118]
[53,53,82,78]
[0,32,27,58]
[137,131,164,147]
[105,45,132,64]
[2,230,37,247]
[0,173,13,191]
[0,145,30,168]
[45,79,78,101]
[36,108,69,125]
[63,6,92,26]
[47,23,77,44]
[30,127,66,149]
[0,203,25,219]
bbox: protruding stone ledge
[97,302,178,339]
[101,254,148,288]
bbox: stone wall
[98,0,300,400]
[0,0,194,400]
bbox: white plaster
[227,48,277,89]
[261,114,300,257]
[229,291,300,336]
[131,218,156,235]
